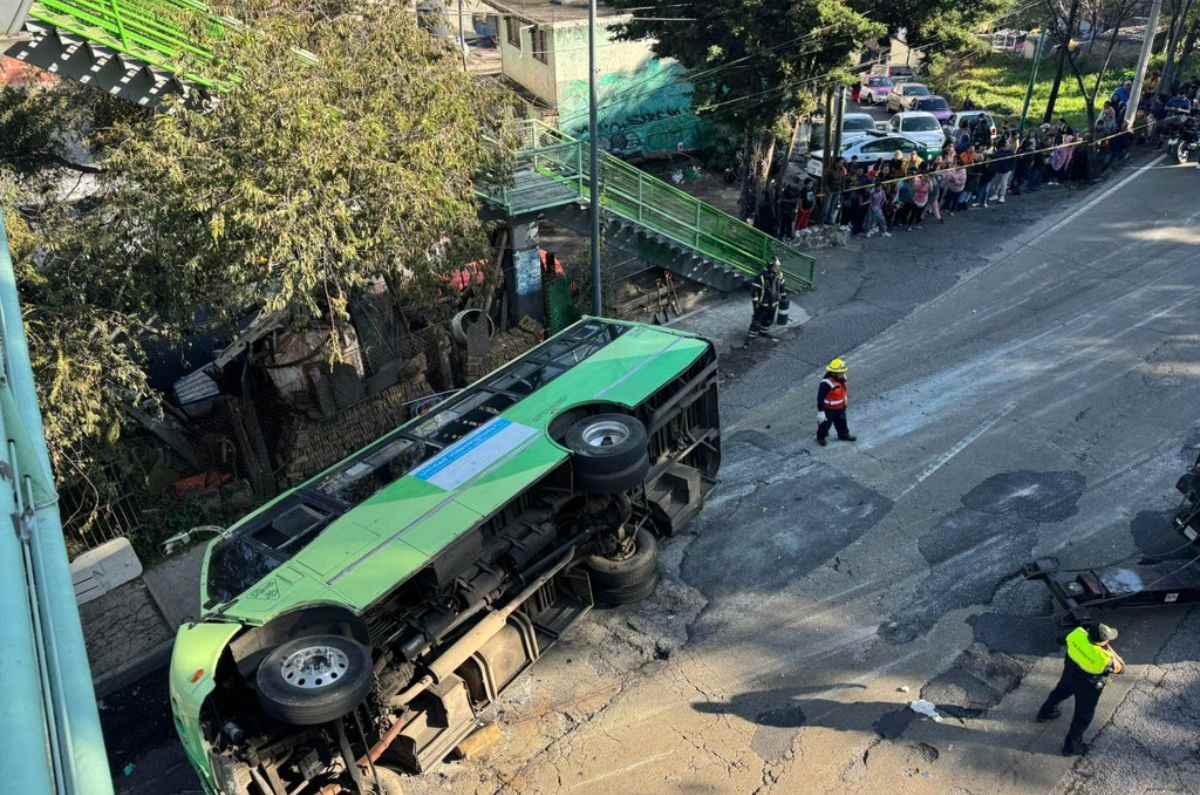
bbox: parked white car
[887,111,947,156]
[806,132,927,178]
[886,82,931,113]
[838,113,882,145]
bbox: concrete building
[485,0,707,157]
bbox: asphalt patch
[1142,338,1200,389]
[1181,421,1200,467]
[682,459,892,599]
[960,470,1087,523]
[920,644,1029,720]
[881,470,1086,644]
[99,669,175,770]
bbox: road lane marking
[893,401,1018,501]
[1039,153,1166,239]
[569,751,675,790]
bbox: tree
[96,0,516,331]
[604,0,882,221]
[3,0,515,539]
[850,0,1013,52]
[1042,0,1141,131]
[1161,0,1199,92]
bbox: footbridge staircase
[2,0,226,106]
[479,121,815,293]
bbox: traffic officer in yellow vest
[1036,623,1126,756]
[816,357,856,447]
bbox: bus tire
[566,414,649,475]
[586,528,659,604]
[594,571,660,606]
[586,528,658,585]
[256,634,374,726]
[575,454,650,494]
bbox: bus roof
[208,319,711,625]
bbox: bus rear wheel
[566,414,650,495]
[586,528,659,605]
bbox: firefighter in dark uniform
[748,258,785,342]
[816,357,856,447]
[1037,623,1125,756]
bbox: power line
[614,0,1046,126]
[555,27,845,128]
[556,0,1046,135]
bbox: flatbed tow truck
[1023,449,1200,625]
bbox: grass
[933,51,1136,130]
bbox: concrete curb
[94,638,175,700]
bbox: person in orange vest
[1036,623,1126,756]
[816,357,856,447]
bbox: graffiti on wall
[558,57,710,158]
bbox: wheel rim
[581,420,631,448]
[281,645,350,689]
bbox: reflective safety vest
[821,378,848,411]
[1065,627,1113,675]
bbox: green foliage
[850,0,1015,50]
[930,52,1128,129]
[605,0,883,137]
[2,0,515,547]
[93,0,516,332]
[0,82,136,172]
[3,168,159,504]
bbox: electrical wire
[554,26,844,128]
[562,0,1047,136]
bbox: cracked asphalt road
[105,154,1200,795]
[408,154,1200,794]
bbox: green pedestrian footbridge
[2,0,227,105]
[479,120,816,292]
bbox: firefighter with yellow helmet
[816,357,856,447]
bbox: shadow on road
[691,686,1068,756]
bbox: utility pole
[458,0,467,71]
[588,0,602,315]
[1125,0,1163,131]
[831,85,846,161]
[1019,30,1048,133]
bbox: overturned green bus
[169,318,721,793]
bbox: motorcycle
[1163,111,1200,164]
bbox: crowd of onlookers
[778,72,1200,241]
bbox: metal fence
[486,120,817,290]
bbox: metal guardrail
[25,0,228,85]
[488,120,816,290]
[0,215,114,794]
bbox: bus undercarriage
[192,323,721,794]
